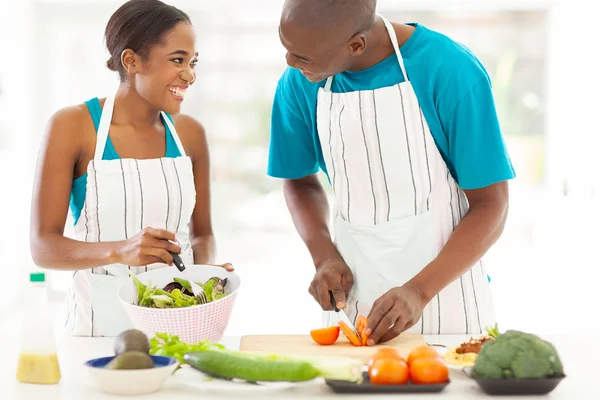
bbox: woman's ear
[121,49,140,75]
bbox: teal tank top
[69,97,182,225]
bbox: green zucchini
[184,350,320,382]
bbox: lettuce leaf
[128,272,229,308]
[149,332,225,364]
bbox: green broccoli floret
[472,330,564,379]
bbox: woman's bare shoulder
[45,102,96,137]
[170,113,208,160]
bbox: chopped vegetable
[163,281,189,295]
[337,315,369,346]
[202,277,228,302]
[128,272,230,308]
[310,326,340,345]
[149,333,225,364]
[339,321,363,346]
[173,277,192,292]
[150,294,173,308]
[356,316,369,345]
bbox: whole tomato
[369,358,409,385]
[409,357,449,384]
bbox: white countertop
[3,332,599,400]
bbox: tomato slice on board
[309,325,340,345]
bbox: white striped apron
[64,94,196,337]
[318,17,495,334]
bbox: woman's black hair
[104,0,191,81]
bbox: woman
[30,0,232,337]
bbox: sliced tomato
[309,325,340,345]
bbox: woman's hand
[114,227,181,266]
[214,262,235,271]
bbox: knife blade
[329,291,360,338]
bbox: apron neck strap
[94,95,115,160]
[381,16,409,82]
[324,76,333,92]
[322,16,409,93]
[93,94,188,159]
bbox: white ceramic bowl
[85,355,178,395]
[119,265,240,344]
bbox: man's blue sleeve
[442,78,516,189]
[267,69,320,179]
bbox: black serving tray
[325,372,450,394]
[463,367,566,395]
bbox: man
[268,0,515,345]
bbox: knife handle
[329,291,340,312]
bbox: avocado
[106,351,154,370]
[114,329,150,355]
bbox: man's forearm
[283,175,343,268]
[407,182,509,302]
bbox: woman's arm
[30,106,121,269]
[30,107,178,270]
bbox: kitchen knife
[329,291,360,338]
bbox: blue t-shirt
[69,98,181,225]
[267,23,515,189]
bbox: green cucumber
[184,350,320,382]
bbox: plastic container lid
[30,272,45,283]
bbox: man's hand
[364,283,428,345]
[309,258,354,311]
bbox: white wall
[0,0,35,314]
[0,0,597,336]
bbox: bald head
[281,0,377,39]
[278,0,379,82]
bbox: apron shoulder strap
[94,95,115,160]
[322,16,408,91]
[380,16,409,82]
[94,94,187,159]
[324,76,333,92]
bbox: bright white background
[0,0,598,337]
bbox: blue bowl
[85,355,177,369]
[84,354,179,395]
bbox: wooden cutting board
[239,333,426,363]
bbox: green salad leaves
[149,333,225,363]
[129,272,229,309]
